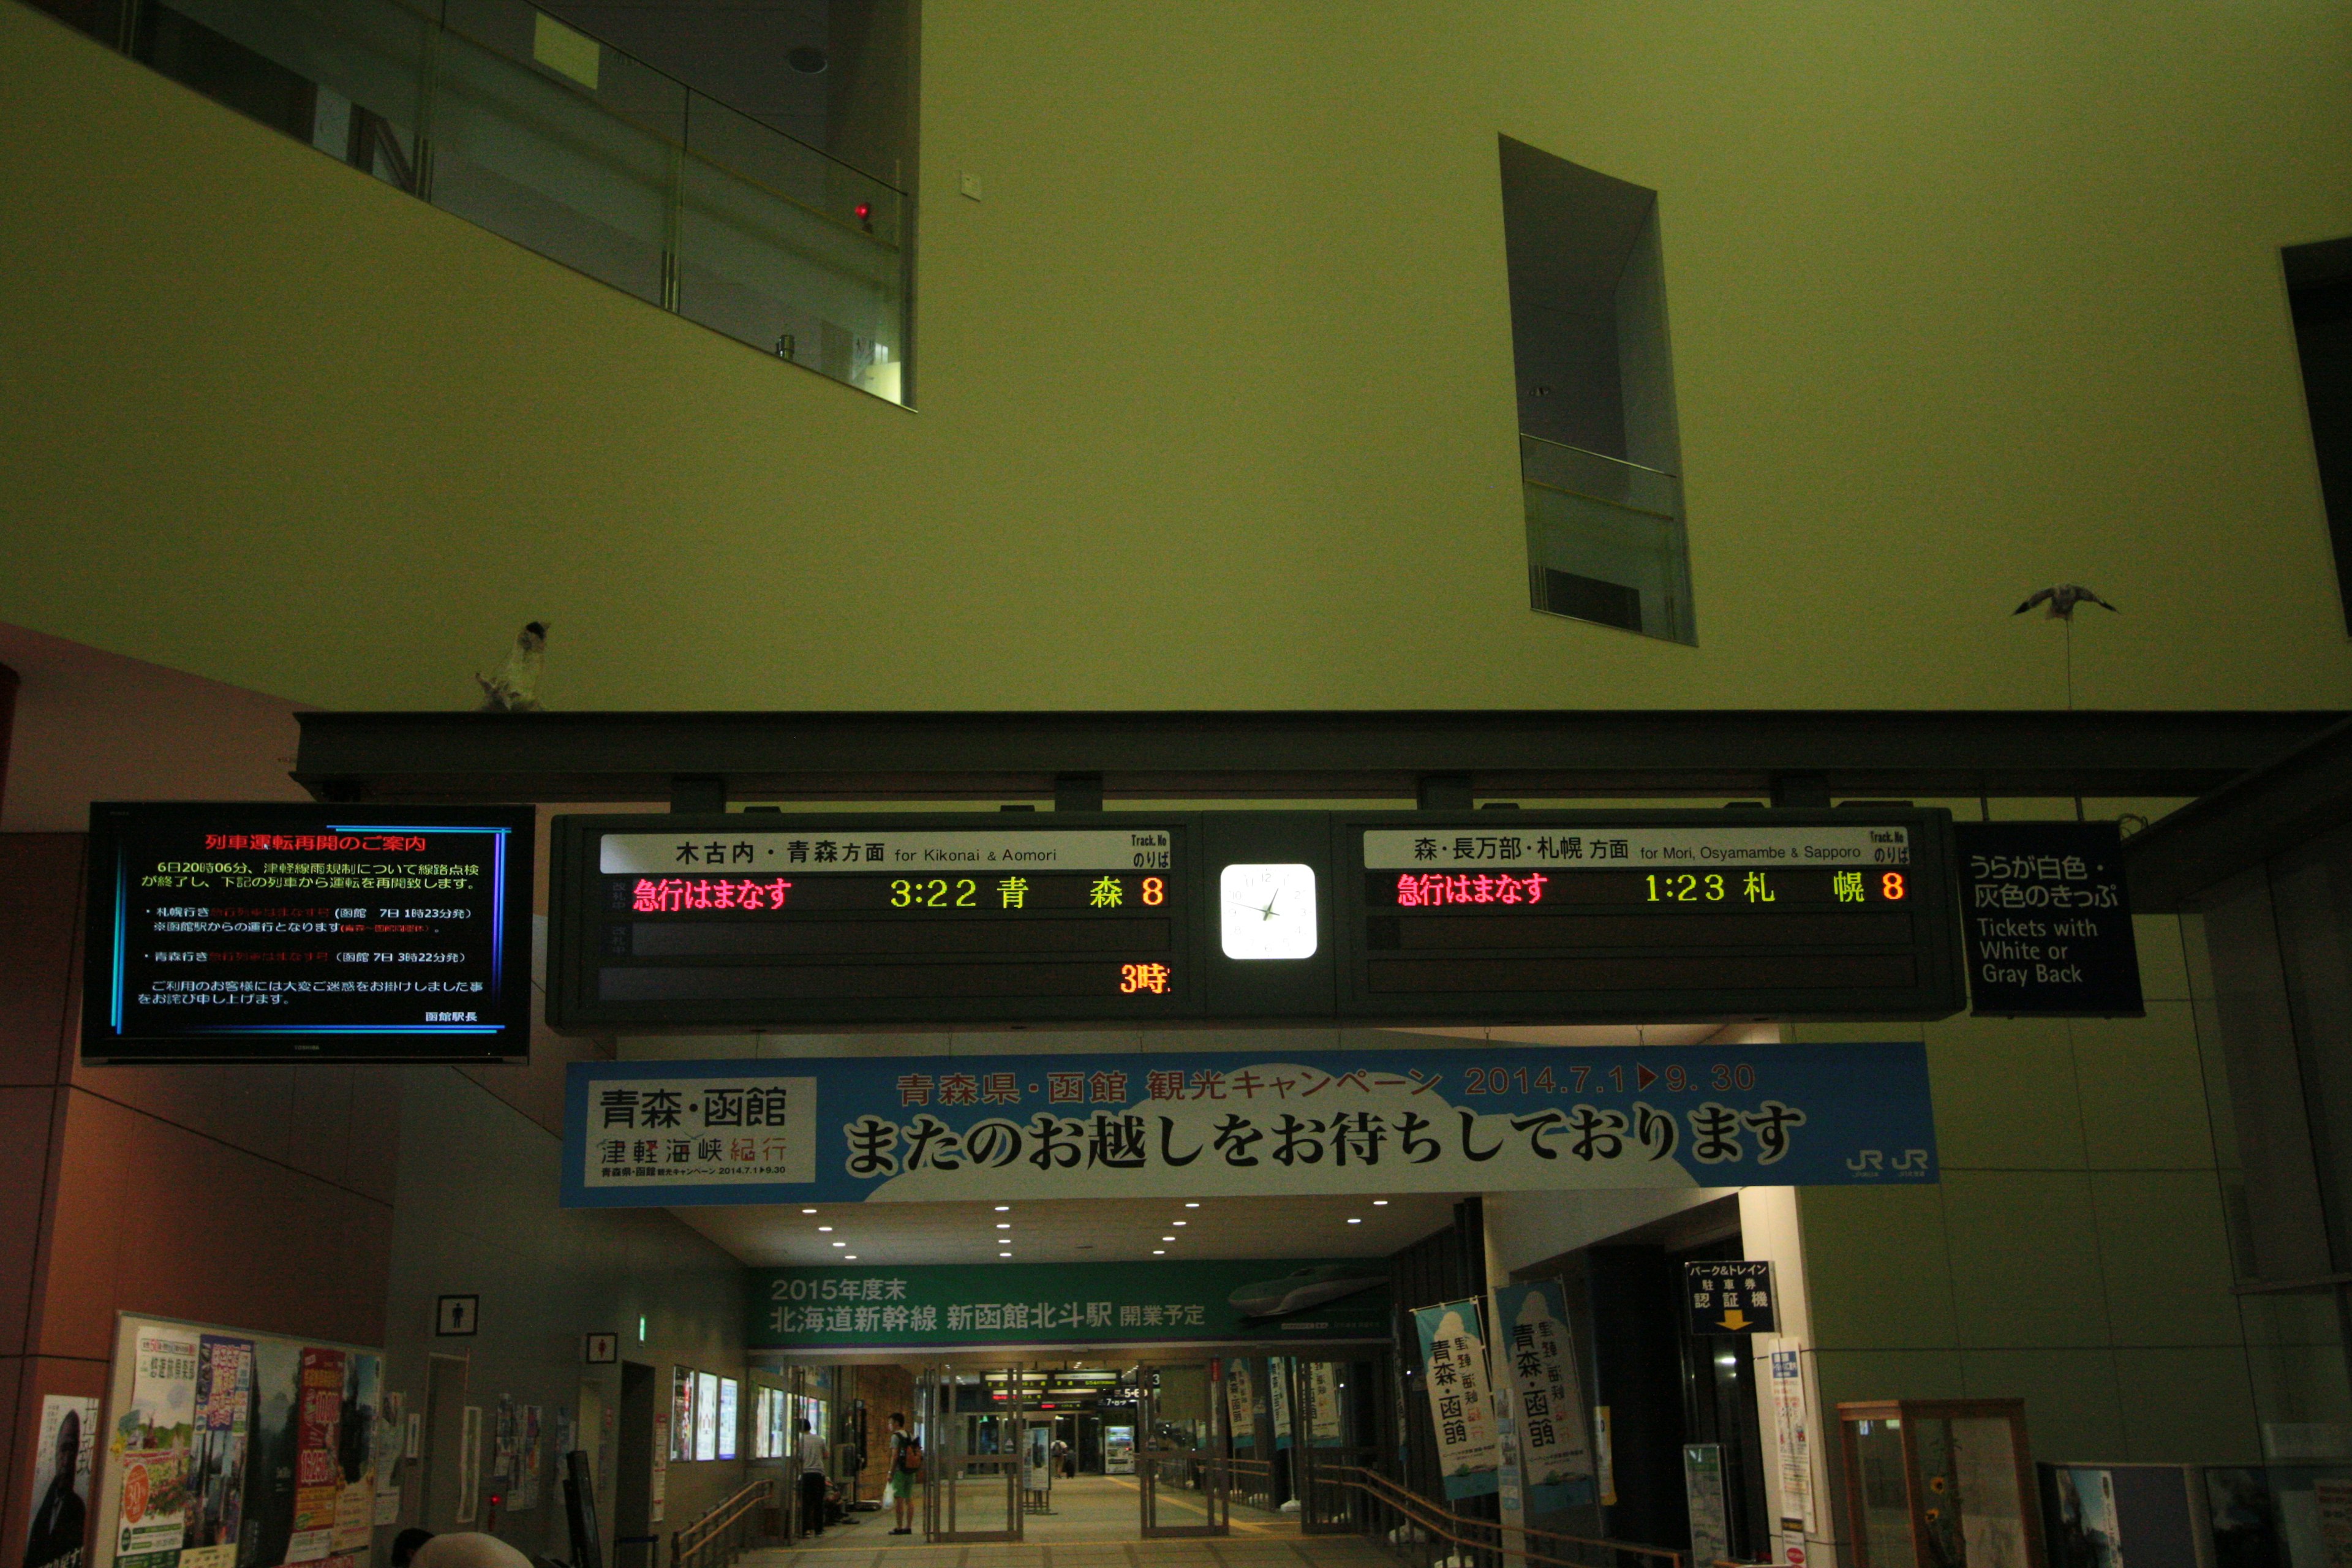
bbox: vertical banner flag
[1268,1358,1294,1450]
[1764,1338,1817,1538]
[1227,1362,1258,1447]
[290,1348,345,1564]
[1414,1300,1502,1501]
[1493,1281,1596,1512]
[1308,1363,1343,1444]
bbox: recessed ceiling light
[997,1223,1011,1229]
[802,1207,818,1215]
[1161,1235,1175,1241]
[832,1241,846,1247]
[1373,1199,1389,1206]
[1172,1221,1186,1226]
[995,1205,1011,1212]
[818,1225,834,1232]
[1184,1202,1199,1208]
[1152,1249,1166,1255]
[845,1255,858,1260]
[1347,1218,1362,1224]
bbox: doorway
[1136,1360,1227,1538]
[612,1362,656,1568]
[919,1366,1023,1542]
[420,1354,469,1529]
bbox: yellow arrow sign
[1716,1309,1752,1332]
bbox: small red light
[855,203,871,219]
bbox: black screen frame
[82,801,537,1063]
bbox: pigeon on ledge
[477,621,547,711]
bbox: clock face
[1219,862,1319,960]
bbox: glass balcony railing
[104,0,910,402]
[1520,432,1696,646]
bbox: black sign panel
[1953,821,2143,1017]
[1338,809,1965,1024]
[1684,1260,1777,1336]
[83,802,534,1062]
[548,808,1966,1032]
[549,813,1200,1030]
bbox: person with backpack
[885,1412,922,1536]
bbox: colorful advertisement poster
[669,1373,694,1463]
[511,1407,543,1512]
[331,1356,380,1551]
[1412,1300,1500,1501]
[1492,1281,1594,1512]
[287,1348,344,1564]
[25,1395,100,1568]
[184,1336,254,1559]
[116,1329,200,1568]
[694,1376,718,1463]
[565,1043,1940,1209]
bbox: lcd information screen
[83,802,535,1062]
[549,815,1193,1030]
[1338,811,1964,1021]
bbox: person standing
[794,1419,828,1539]
[884,1412,921,1536]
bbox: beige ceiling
[678,1191,1466,1268]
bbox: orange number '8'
[1142,877,1166,905]
[1882,872,1907,900]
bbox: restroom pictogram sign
[1684,1261,1776,1335]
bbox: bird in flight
[2013,585,2117,620]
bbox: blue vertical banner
[1492,1280,1597,1513]
[1414,1299,1502,1501]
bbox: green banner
[750,1259,1391,1349]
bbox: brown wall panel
[0,835,78,1087]
[0,1087,61,1357]
[32,1091,393,1362]
[69,1062,299,1166]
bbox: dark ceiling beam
[2125,713,2352,911]
[290,708,2346,805]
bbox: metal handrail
[1311,1464,1683,1568]
[671,1477,772,1568]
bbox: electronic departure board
[1338,810,1964,1022]
[83,802,535,1062]
[549,809,1965,1031]
[548,814,1196,1030]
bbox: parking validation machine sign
[1684,1261,1776,1336]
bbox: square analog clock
[1219,862,1319,959]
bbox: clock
[1219,862,1319,960]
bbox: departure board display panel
[548,814,1196,1030]
[83,802,535,1062]
[1338,810,1964,1022]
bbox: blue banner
[560,1042,1937,1207]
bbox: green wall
[1791,802,2254,1463]
[3,0,2350,711]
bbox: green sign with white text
[750,1259,1391,1349]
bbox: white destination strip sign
[1362,824,1909,870]
[600,828,1174,875]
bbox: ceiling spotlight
[995,1205,1011,1212]
[1172,1221,1187,1226]
[802,1207,818,1215]
[1161,1235,1175,1242]
[1373,1199,1389,1206]
[1152,1249,1166,1255]
[1347,1218,1362,1224]
[845,1255,858,1261]
[831,1240,846,1247]
[1184,1202,1199,1208]
[818,1225,834,1232]
[996,1223,1011,1229]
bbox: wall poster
[1411,1300,1501,1501]
[1763,1338,1817,1538]
[24,1395,101,1568]
[95,1318,387,1568]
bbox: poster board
[95,1316,390,1568]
